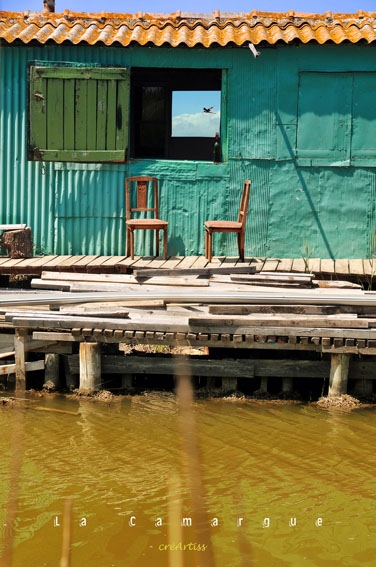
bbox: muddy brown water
[0,392,375,567]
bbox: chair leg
[238,232,245,261]
[130,229,135,260]
[207,229,213,263]
[127,227,132,258]
[163,228,167,260]
[155,229,160,257]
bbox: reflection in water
[0,393,375,566]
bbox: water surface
[0,393,375,566]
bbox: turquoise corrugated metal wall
[1,42,376,258]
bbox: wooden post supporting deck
[14,329,27,392]
[44,353,60,390]
[254,376,268,396]
[282,377,294,393]
[329,354,350,397]
[79,342,101,392]
[221,377,237,392]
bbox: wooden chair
[204,180,251,263]
[125,176,168,260]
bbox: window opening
[131,68,222,161]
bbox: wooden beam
[0,360,45,376]
[133,266,256,277]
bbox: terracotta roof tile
[1,10,376,47]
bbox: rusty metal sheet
[1,10,376,48]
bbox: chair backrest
[125,176,159,221]
[237,180,251,228]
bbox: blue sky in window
[172,91,221,137]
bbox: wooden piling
[79,342,101,392]
[221,377,237,392]
[282,377,294,393]
[121,374,133,390]
[44,353,60,389]
[328,354,350,397]
[14,329,27,393]
[63,356,78,391]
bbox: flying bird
[203,106,216,114]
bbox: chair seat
[205,221,242,231]
[127,219,168,229]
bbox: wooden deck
[0,254,374,281]
[1,256,376,398]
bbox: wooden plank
[133,266,256,278]
[191,255,210,268]
[261,259,280,272]
[230,274,313,284]
[40,271,131,282]
[85,256,113,267]
[106,79,117,150]
[0,258,27,268]
[65,354,350,379]
[0,359,45,375]
[32,277,208,291]
[32,331,78,342]
[63,78,75,149]
[260,271,314,279]
[208,304,363,316]
[291,258,308,273]
[348,259,365,276]
[71,255,100,267]
[67,354,255,377]
[250,258,266,272]
[57,255,87,269]
[189,315,368,328]
[10,256,55,268]
[72,299,166,309]
[41,255,73,268]
[320,259,336,275]
[117,256,155,269]
[187,320,376,339]
[0,224,27,231]
[334,259,349,276]
[103,256,127,267]
[173,256,200,269]
[276,258,293,272]
[10,312,376,339]
[86,256,119,270]
[20,255,58,267]
[363,258,376,277]
[57,307,130,318]
[31,280,71,291]
[10,315,190,333]
[47,77,64,150]
[314,280,361,289]
[307,258,321,274]
[153,256,182,269]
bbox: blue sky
[0,0,374,13]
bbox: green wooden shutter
[29,66,129,162]
[296,72,352,166]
